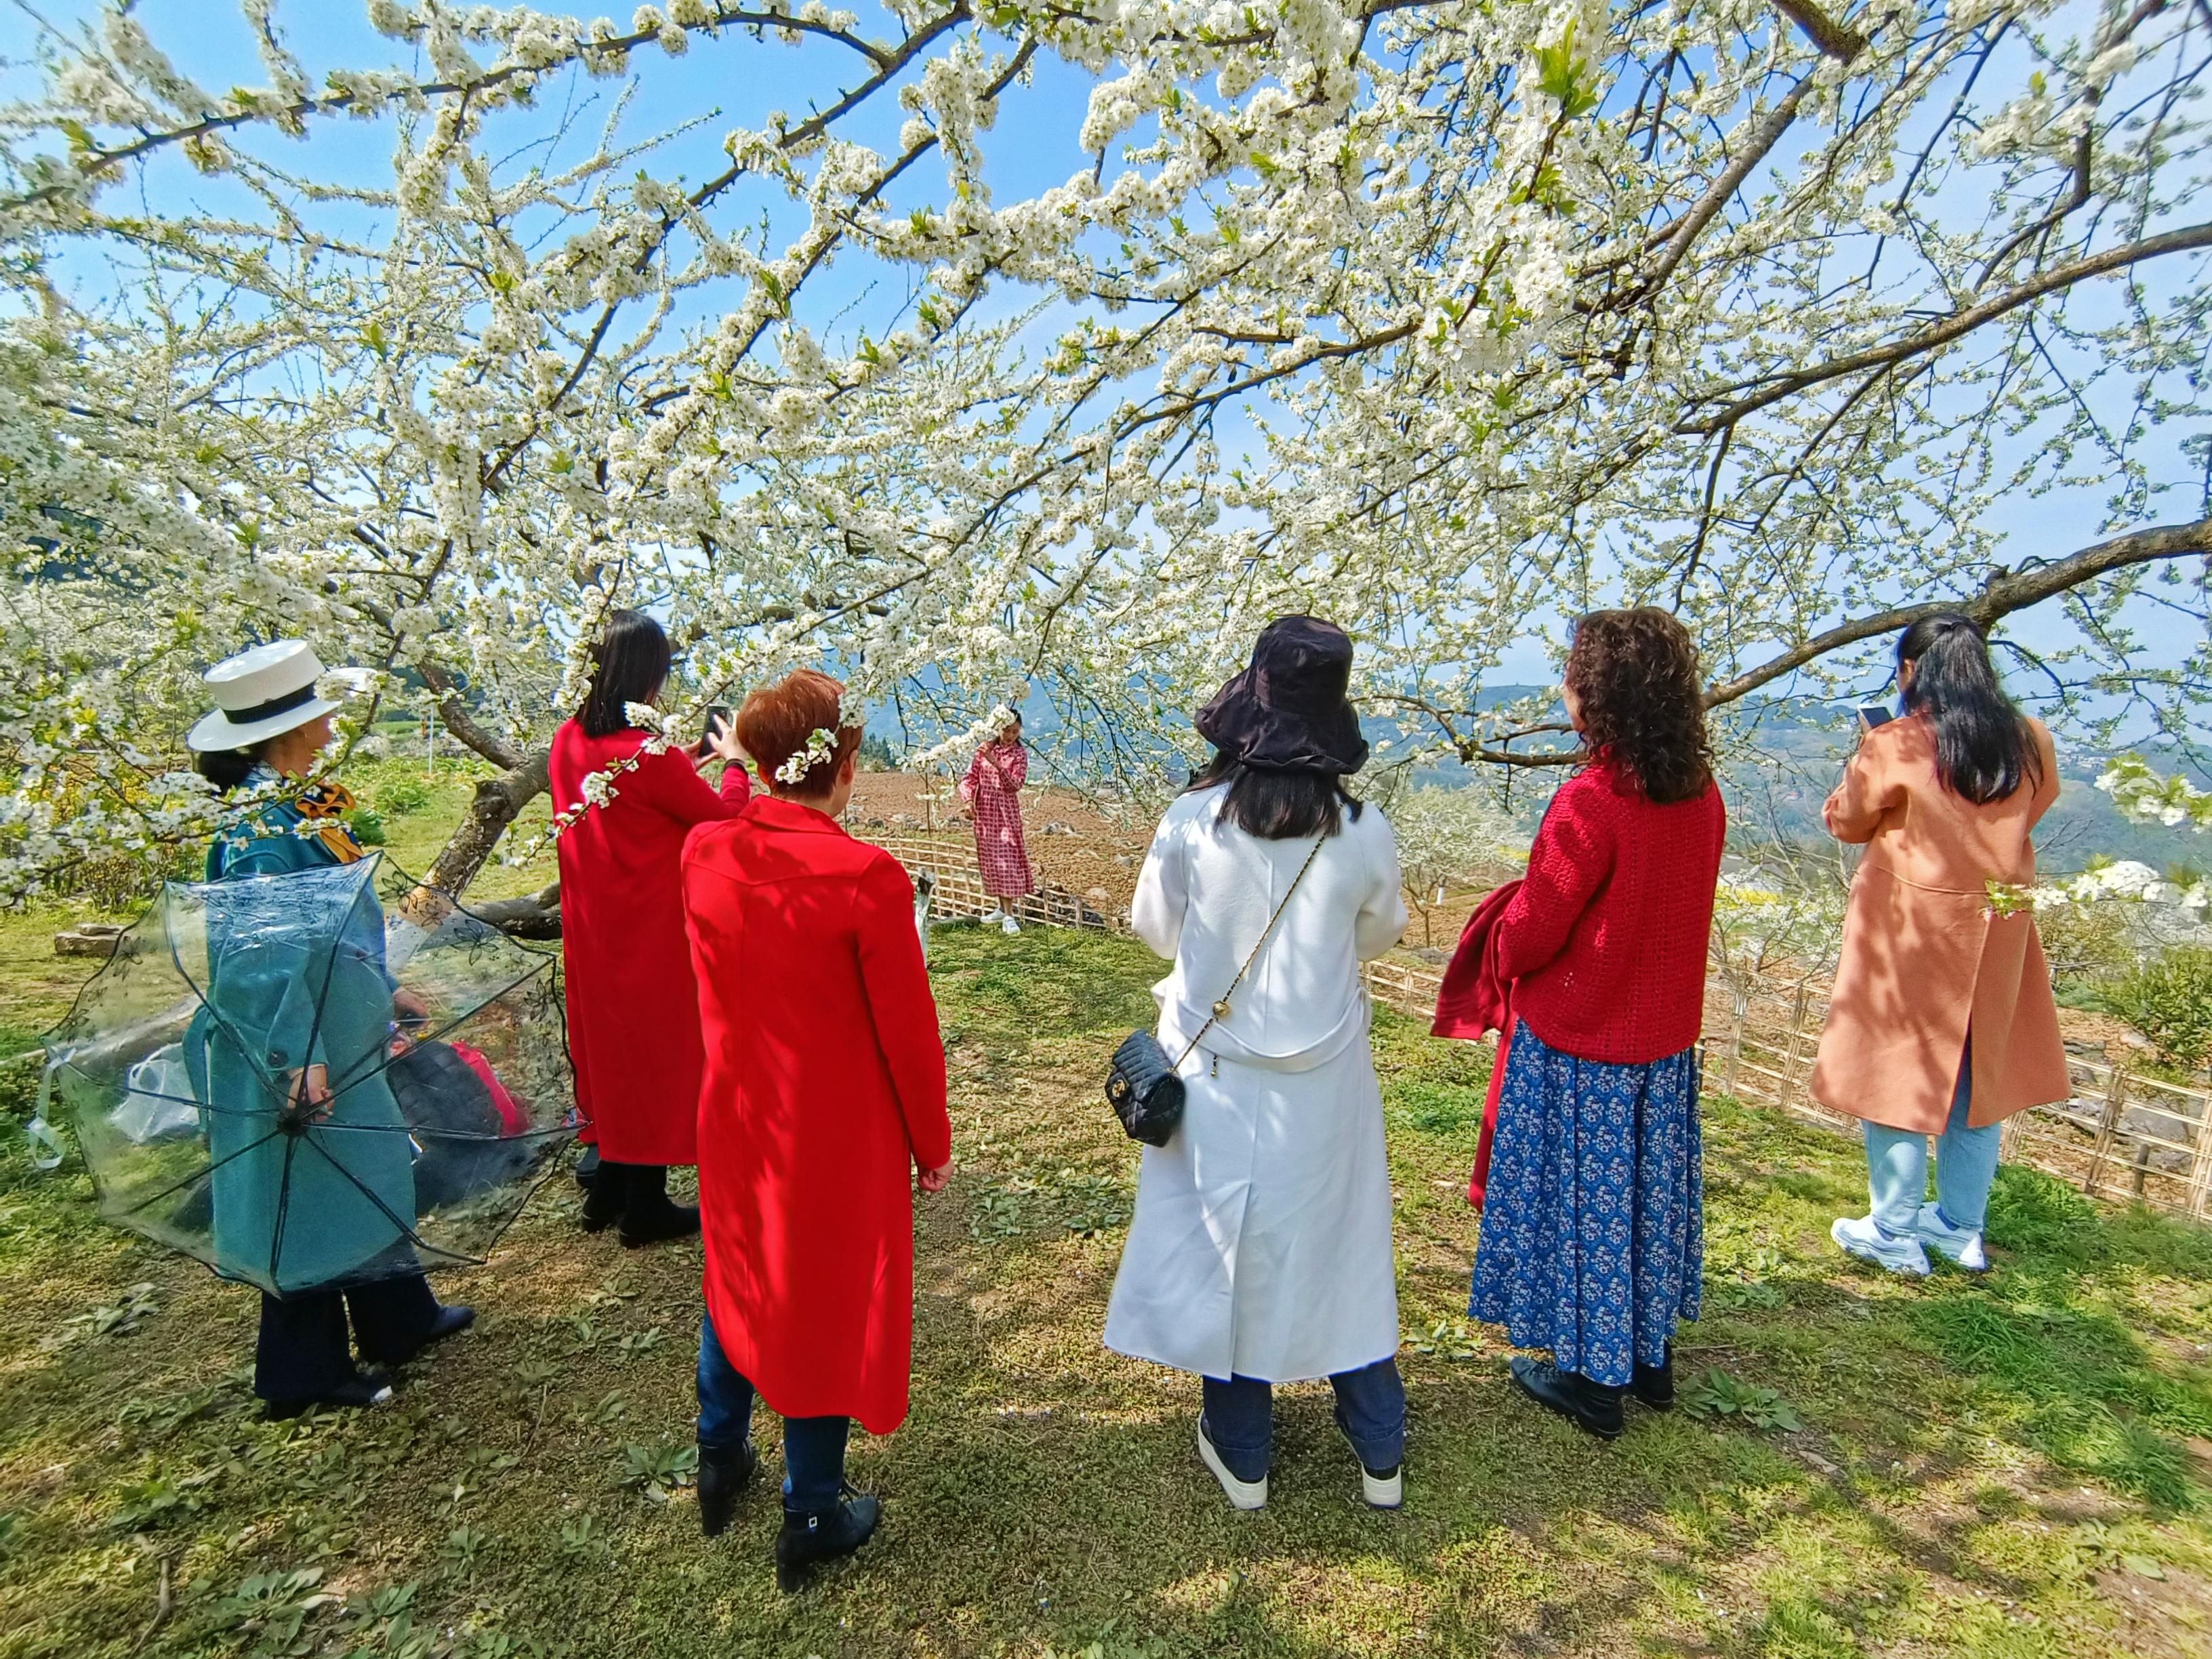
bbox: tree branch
[1678,220,2212,434]
[1702,515,2212,707]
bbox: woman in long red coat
[681,668,953,1592]
[552,610,750,1245]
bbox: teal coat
[197,795,417,1293]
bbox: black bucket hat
[1194,615,1369,775]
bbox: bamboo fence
[872,834,2212,1222]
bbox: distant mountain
[875,681,2206,876]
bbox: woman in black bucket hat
[1105,617,1411,1511]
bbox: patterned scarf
[239,764,367,865]
[293,779,368,864]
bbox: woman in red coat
[551,610,750,1245]
[680,668,954,1592]
[1465,609,1727,1441]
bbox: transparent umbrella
[38,855,575,1295]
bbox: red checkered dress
[962,740,1034,899]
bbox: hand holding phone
[699,708,748,766]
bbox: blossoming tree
[1,0,2206,905]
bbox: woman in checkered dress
[961,710,1033,934]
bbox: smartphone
[1857,703,1894,729]
[700,705,733,746]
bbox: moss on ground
[0,923,2208,1657]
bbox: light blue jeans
[1864,1050,2001,1235]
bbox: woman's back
[680,793,949,1435]
[1826,713,2058,888]
[1134,785,1406,1069]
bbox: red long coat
[682,796,951,1434]
[551,719,751,1164]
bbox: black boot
[579,1160,629,1233]
[1509,1355,1626,1440]
[574,1145,601,1191]
[265,1366,394,1420]
[1631,1345,1675,1412]
[698,1440,760,1538]
[618,1165,701,1248]
[775,1486,880,1593]
[364,1303,476,1368]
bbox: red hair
[735,669,862,792]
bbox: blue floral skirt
[1467,1021,1702,1387]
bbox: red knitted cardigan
[1496,757,1726,1065]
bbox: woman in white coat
[1105,617,1410,1511]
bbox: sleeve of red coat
[1494,785,1613,984]
[855,855,952,1170]
[624,745,752,825]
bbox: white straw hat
[186,641,347,752]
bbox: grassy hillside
[1,926,2209,1656]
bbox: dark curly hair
[1565,607,1715,805]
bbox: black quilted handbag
[1107,1030,1185,1147]
[1105,836,1325,1147]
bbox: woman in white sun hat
[188,641,472,1418]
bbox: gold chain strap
[1171,834,1327,1072]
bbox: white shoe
[978,907,1004,924]
[1360,1462,1403,1510]
[1000,914,1021,935]
[1197,1419,1267,1511]
[1913,1204,1990,1272]
[1831,1214,1931,1277]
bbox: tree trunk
[426,747,552,902]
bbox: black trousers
[254,1271,440,1404]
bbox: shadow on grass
[2,935,2209,1658]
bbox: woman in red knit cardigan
[1465,609,1727,1440]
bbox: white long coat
[1103,785,1408,1382]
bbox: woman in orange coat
[1811,615,2070,1276]
[551,611,750,1245]
[680,669,954,1592]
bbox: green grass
[3,923,2211,1656]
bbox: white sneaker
[1360,1462,1403,1510]
[1000,914,1021,935]
[1913,1204,1990,1271]
[1197,1418,1268,1511]
[1831,1214,1931,1277]
[978,907,1004,924]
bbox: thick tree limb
[1679,220,2212,434]
[1771,0,1870,60]
[1702,514,2212,706]
[416,661,528,773]
[1452,516,2212,765]
[465,882,563,940]
[424,746,551,900]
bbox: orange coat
[1809,714,2070,1134]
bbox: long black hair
[578,609,672,737]
[1185,751,1364,839]
[1896,614,2040,805]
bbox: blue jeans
[1864,1051,2001,1235]
[1201,1357,1406,1483]
[697,1312,851,1513]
